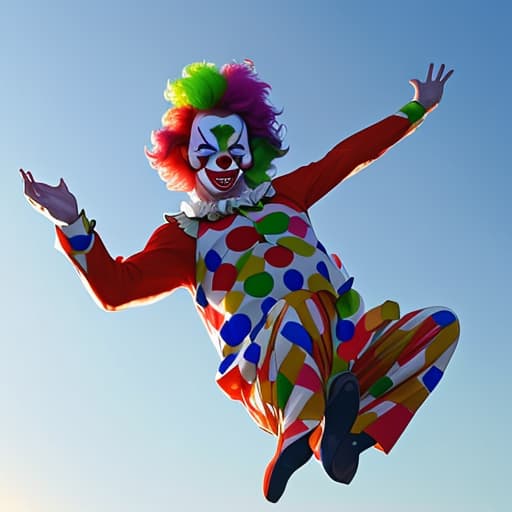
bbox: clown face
[188,112,252,200]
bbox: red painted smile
[206,169,239,190]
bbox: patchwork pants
[238,289,460,469]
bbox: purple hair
[218,63,283,147]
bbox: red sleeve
[56,218,196,311]
[272,114,417,210]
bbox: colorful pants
[239,290,460,469]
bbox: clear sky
[1,1,510,511]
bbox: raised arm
[21,171,196,310]
[273,64,453,210]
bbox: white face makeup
[188,112,252,199]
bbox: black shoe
[320,373,361,483]
[328,431,376,484]
[264,433,313,503]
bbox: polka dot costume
[194,202,363,387]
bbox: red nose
[216,155,232,169]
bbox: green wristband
[399,101,426,124]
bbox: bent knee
[430,308,459,327]
[428,307,460,345]
[418,305,460,334]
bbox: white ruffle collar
[167,177,276,238]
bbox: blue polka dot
[261,297,277,314]
[432,310,457,327]
[220,314,252,346]
[316,261,330,281]
[336,319,355,341]
[218,353,237,374]
[243,343,261,364]
[69,234,93,251]
[422,366,443,392]
[337,277,354,296]
[316,241,327,254]
[195,285,208,307]
[204,250,222,272]
[281,321,313,355]
[283,269,304,291]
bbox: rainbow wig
[146,61,286,192]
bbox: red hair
[146,106,197,192]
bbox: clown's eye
[196,143,216,156]
[229,144,246,157]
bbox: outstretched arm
[21,171,196,310]
[273,64,453,210]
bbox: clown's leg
[301,299,396,484]
[261,349,324,502]
[316,300,401,483]
[253,293,337,502]
[350,307,460,454]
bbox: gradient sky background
[0,1,510,511]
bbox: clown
[22,61,459,502]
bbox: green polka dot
[369,376,393,398]
[277,236,315,257]
[244,272,274,297]
[255,212,290,235]
[335,289,361,318]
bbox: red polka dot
[198,215,236,237]
[264,246,294,267]
[331,253,342,269]
[212,263,238,291]
[225,226,261,251]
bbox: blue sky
[1,1,510,510]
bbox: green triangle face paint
[210,124,236,151]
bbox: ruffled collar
[167,176,276,238]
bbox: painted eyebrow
[197,143,216,151]
[234,122,245,144]
[197,125,217,148]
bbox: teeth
[205,169,238,190]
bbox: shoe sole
[320,373,360,482]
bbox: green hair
[246,138,288,188]
[164,62,227,110]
